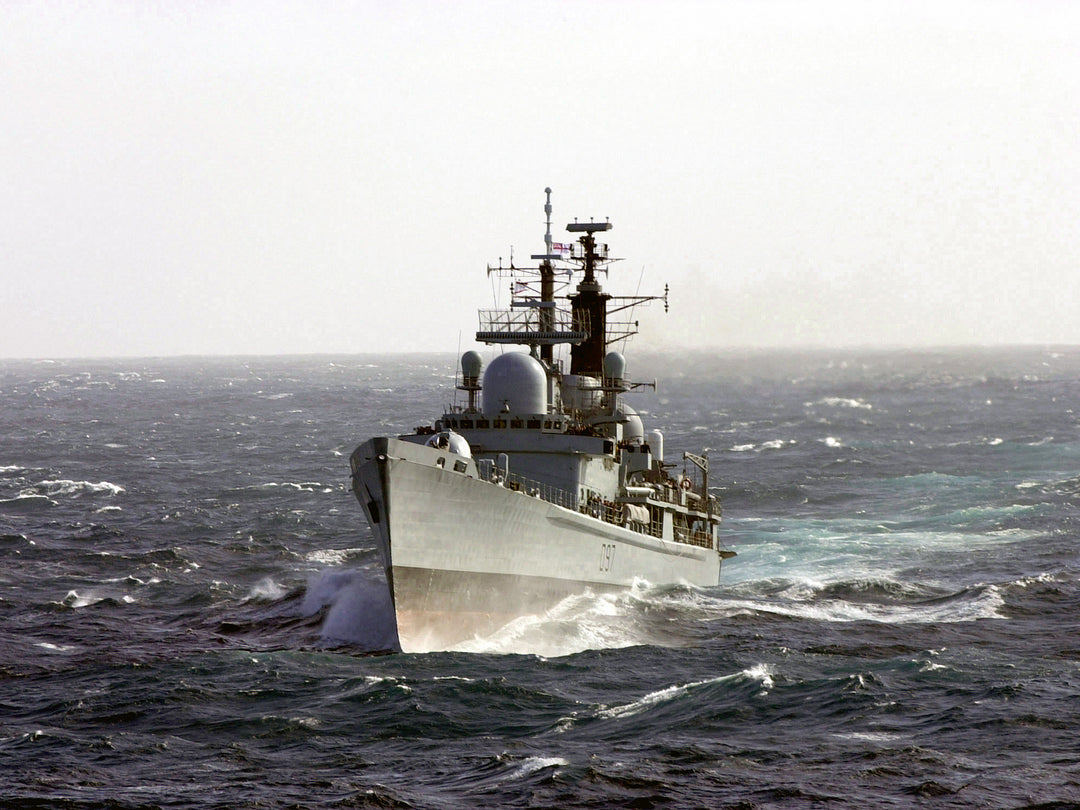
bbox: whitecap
[742,663,775,692]
[809,396,872,410]
[0,494,56,508]
[1011,572,1066,589]
[833,731,909,743]
[36,479,125,497]
[62,590,105,608]
[714,582,1006,624]
[256,481,327,492]
[595,680,705,720]
[241,577,288,603]
[596,667,771,721]
[760,439,794,451]
[36,642,77,653]
[506,756,568,779]
[306,548,356,567]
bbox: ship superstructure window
[511,419,524,429]
[477,419,489,429]
[494,419,506,429]
[527,419,541,429]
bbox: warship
[350,189,735,651]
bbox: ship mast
[479,189,665,364]
[567,220,612,375]
[531,188,558,365]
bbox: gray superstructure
[350,189,735,651]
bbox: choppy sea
[2,348,1079,809]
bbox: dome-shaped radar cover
[482,353,548,416]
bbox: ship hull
[351,437,723,651]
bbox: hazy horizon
[4,2,1078,360]
[4,342,1077,365]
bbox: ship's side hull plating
[351,437,722,650]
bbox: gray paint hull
[352,437,724,651]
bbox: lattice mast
[477,189,667,361]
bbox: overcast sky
[3,1,1078,359]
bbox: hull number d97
[599,543,616,572]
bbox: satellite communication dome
[619,403,645,443]
[461,351,483,381]
[482,353,548,417]
[603,351,626,383]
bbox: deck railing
[473,460,716,549]
[476,460,576,511]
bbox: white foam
[596,666,773,721]
[61,589,133,608]
[243,577,288,603]
[0,494,56,507]
[36,479,125,497]
[743,663,775,692]
[809,396,873,410]
[706,580,1006,624]
[451,589,646,657]
[731,440,796,453]
[256,481,330,493]
[36,642,77,653]
[833,731,909,743]
[305,548,360,567]
[760,439,792,450]
[506,756,568,779]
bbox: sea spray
[303,568,400,651]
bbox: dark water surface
[2,349,1079,808]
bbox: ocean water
[1,348,1079,809]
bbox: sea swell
[2,350,1080,807]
